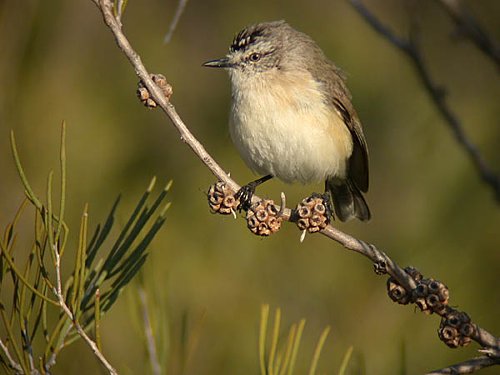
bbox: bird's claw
[235,185,255,211]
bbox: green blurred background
[1,0,499,374]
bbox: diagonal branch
[163,0,189,44]
[0,337,23,373]
[436,0,500,69]
[349,0,500,203]
[92,1,500,373]
[427,355,500,375]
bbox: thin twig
[164,0,189,43]
[138,287,161,375]
[0,337,23,373]
[277,192,286,217]
[427,355,500,374]
[44,322,73,371]
[436,0,500,68]
[114,0,125,27]
[349,0,500,202]
[91,1,500,373]
[53,247,118,375]
[21,327,39,375]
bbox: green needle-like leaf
[308,326,330,375]
[10,131,43,212]
[268,308,281,375]
[287,319,305,375]
[86,196,121,269]
[338,346,354,375]
[278,324,296,375]
[259,304,270,375]
[55,122,66,246]
[0,241,57,306]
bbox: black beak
[202,58,232,68]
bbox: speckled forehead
[229,36,278,62]
[230,27,268,53]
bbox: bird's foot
[234,175,274,212]
[235,184,256,212]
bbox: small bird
[204,20,370,221]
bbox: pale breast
[229,69,353,184]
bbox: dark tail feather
[326,178,371,222]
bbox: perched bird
[204,20,370,222]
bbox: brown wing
[309,54,368,192]
[331,97,369,192]
[298,34,369,192]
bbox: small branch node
[137,74,173,108]
[373,255,388,275]
[277,192,286,217]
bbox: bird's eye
[249,53,261,62]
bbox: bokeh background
[1,0,499,374]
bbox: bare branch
[349,0,500,202]
[0,338,23,374]
[164,0,189,44]
[21,329,38,375]
[91,0,500,373]
[436,0,500,68]
[44,322,73,372]
[427,355,500,374]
